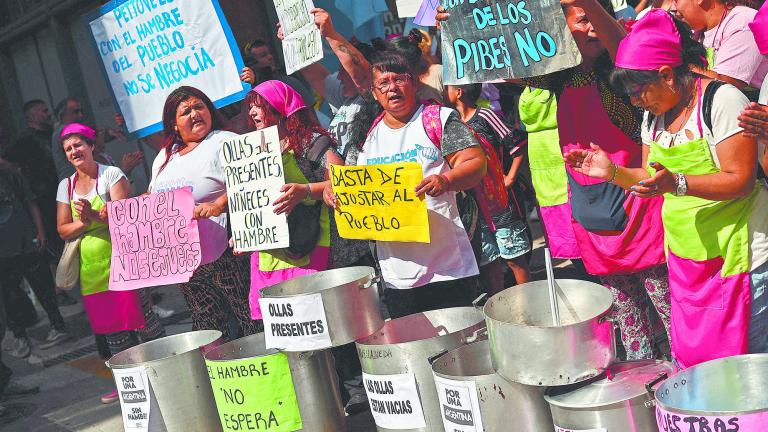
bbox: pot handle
[360,275,382,290]
[464,327,488,344]
[643,372,668,408]
[427,349,449,365]
[472,293,488,310]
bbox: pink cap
[749,2,768,55]
[250,80,307,118]
[59,123,95,142]
[615,9,683,71]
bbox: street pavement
[0,213,582,431]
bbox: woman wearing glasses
[332,53,486,318]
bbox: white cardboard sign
[260,293,332,351]
[85,0,248,137]
[220,126,289,253]
[113,366,152,432]
[274,0,323,75]
[434,376,484,432]
[363,372,427,430]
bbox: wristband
[437,174,450,190]
[305,183,312,199]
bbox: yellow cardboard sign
[330,162,430,243]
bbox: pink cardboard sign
[656,405,767,431]
[107,188,202,290]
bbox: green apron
[72,192,112,296]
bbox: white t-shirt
[325,75,365,158]
[641,83,768,270]
[760,74,768,105]
[358,106,479,289]
[149,130,235,265]
[56,164,126,204]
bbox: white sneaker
[39,328,70,350]
[152,305,175,319]
[9,336,31,358]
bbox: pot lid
[545,360,674,408]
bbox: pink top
[703,6,768,88]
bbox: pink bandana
[616,9,683,70]
[749,2,768,56]
[60,123,95,141]
[250,80,307,117]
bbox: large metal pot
[204,332,345,431]
[107,330,223,432]
[484,279,615,386]
[655,354,768,431]
[546,360,673,432]
[356,307,486,432]
[431,339,554,431]
[259,266,383,348]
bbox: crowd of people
[0,0,767,417]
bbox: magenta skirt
[82,289,145,334]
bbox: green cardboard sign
[207,352,302,431]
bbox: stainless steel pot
[106,330,223,432]
[655,354,768,431]
[356,307,486,432]
[259,266,383,347]
[204,332,345,432]
[431,339,554,432]
[546,360,673,432]
[484,279,615,386]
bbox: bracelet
[305,183,312,199]
[607,162,619,183]
[437,174,451,190]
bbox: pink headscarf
[60,123,95,142]
[615,9,683,70]
[749,2,768,56]
[250,80,307,117]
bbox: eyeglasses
[373,73,411,93]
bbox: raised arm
[312,8,372,92]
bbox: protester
[332,52,485,318]
[56,123,164,403]
[242,39,315,107]
[149,87,260,341]
[673,0,768,92]
[244,80,343,312]
[0,161,69,358]
[381,29,445,103]
[566,10,768,367]
[439,0,672,360]
[446,84,532,295]
[0,240,39,415]
[288,8,383,160]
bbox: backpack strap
[702,80,726,134]
[360,111,387,150]
[307,134,333,164]
[420,103,443,149]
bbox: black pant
[384,275,479,320]
[0,252,65,337]
[0,267,11,391]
